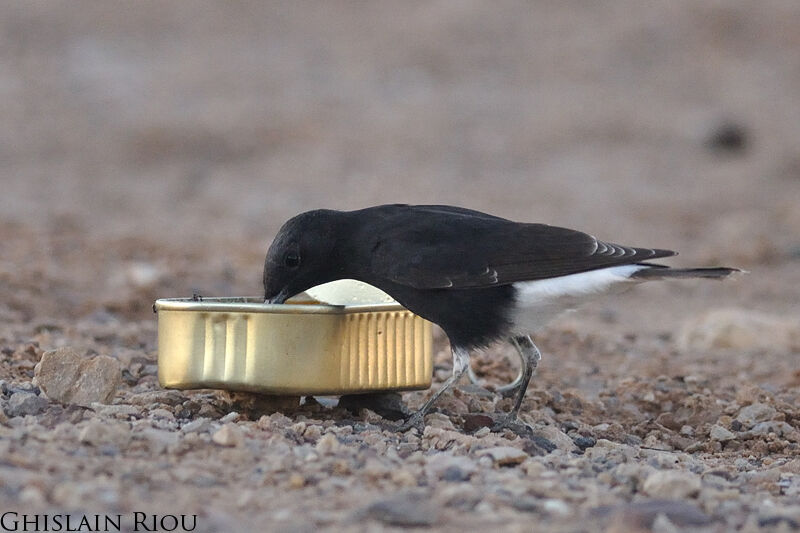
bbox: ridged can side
[157,303,433,395]
[337,311,433,391]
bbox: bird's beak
[265,287,292,305]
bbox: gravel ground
[2,2,800,532]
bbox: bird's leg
[507,336,540,419]
[492,335,541,435]
[494,339,531,398]
[398,346,470,432]
[467,342,529,399]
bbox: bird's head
[263,209,344,304]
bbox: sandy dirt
[1,2,799,531]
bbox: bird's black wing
[369,208,675,289]
[396,204,511,221]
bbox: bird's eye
[284,252,300,268]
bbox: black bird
[263,204,738,433]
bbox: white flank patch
[509,265,646,335]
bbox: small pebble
[149,408,175,420]
[473,427,490,438]
[750,421,795,437]
[315,433,341,455]
[710,424,736,442]
[643,470,702,499]
[212,424,244,447]
[542,499,570,516]
[360,492,438,527]
[574,435,597,450]
[426,454,478,480]
[5,391,48,417]
[303,424,323,441]
[477,446,528,466]
[705,121,748,153]
[219,411,240,424]
[288,473,306,489]
[93,404,140,419]
[181,418,211,434]
[532,425,577,452]
[737,403,777,428]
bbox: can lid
[298,279,396,306]
[154,280,403,314]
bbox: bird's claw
[491,414,533,438]
[396,412,426,433]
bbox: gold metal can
[155,284,433,395]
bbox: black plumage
[263,204,737,433]
[364,205,675,289]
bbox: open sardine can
[154,280,433,395]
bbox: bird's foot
[491,414,533,438]
[396,411,426,433]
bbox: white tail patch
[509,265,646,335]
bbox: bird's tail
[631,265,742,280]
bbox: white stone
[643,470,702,499]
[532,425,578,452]
[181,418,211,433]
[212,424,244,447]
[736,403,777,428]
[710,424,736,442]
[542,499,570,516]
[315,433,341,455]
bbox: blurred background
[1,1,799,323]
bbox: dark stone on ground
[706,121,748,154]
[360,492,438,527]
[462,413,495,432]
[524,436,557,455]
[441,466,471,482]
[6,391,49,417]
[574,436,597,450]
[339,392,409,421]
